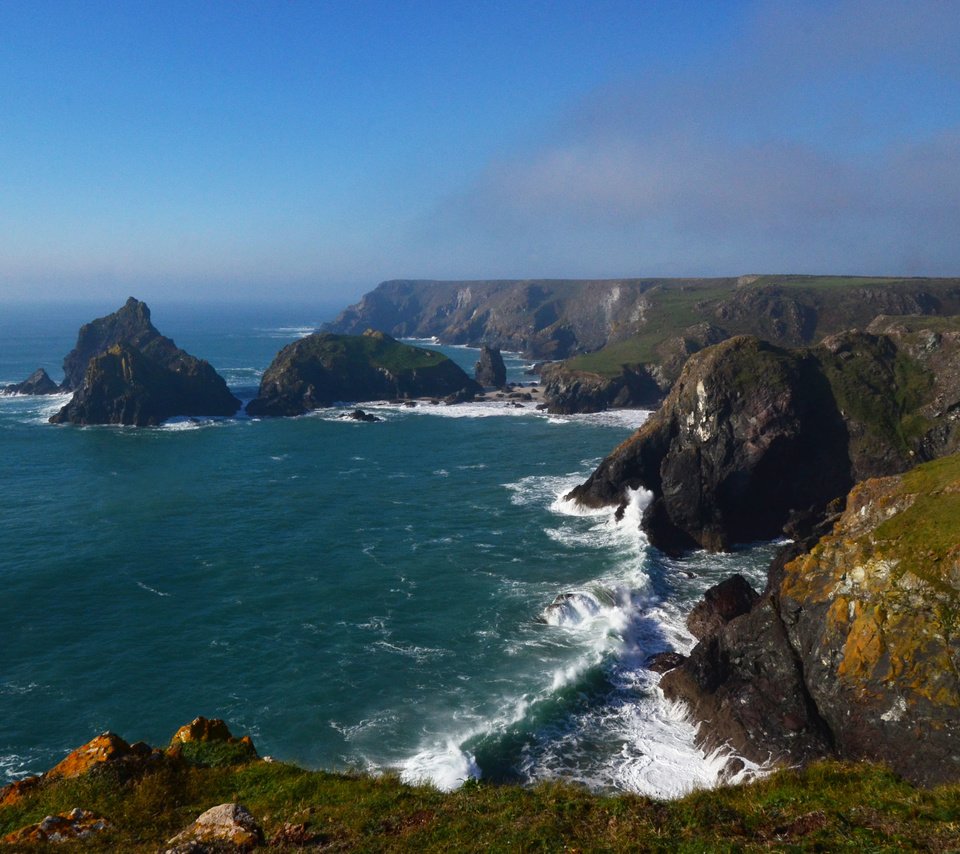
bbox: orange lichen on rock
[45,732,134,781]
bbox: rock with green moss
[778,455,960,785]
[247,330,481,417]
[568,324,960,552]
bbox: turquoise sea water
[0,302,777,797]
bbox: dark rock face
[568,324,960,553]
[660,593,835,767]
[247,330,481,417]
[341,408,381,422]
[686,574,759,640]
[50,298,239,426]
[541,364,665,414]
[50,343,240,427]
[474,345,507,388]
[2,367,59,395]
[567,337,852,552]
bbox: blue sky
[2,1,959,304]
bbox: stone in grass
[164,803,264,852]
[2,808,112,845]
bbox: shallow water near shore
[0,302,777,796]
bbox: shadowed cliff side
[567,321,960,553]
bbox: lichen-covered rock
[474,344,507,388]
[778,455,960,785]
[0,775,40,807]
[165,803,264,851]
[663,452,960,786]
[45,732,138,781]
[2,367,59,395]
[247,330,481,417]
[50,299,240,426]
[2,808,111,845]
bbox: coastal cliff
[568,320,960,552]
[247,330,481,417]
[661,452,960,787]
[326,276,960,412]
[50,299,240,426]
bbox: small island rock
[247,330,481,417]
[474,344,507,388]
[2,367,59,395]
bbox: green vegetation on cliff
[3,748,959,851]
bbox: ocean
[0,301,778,797]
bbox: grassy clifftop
[3,736,960,850]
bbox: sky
[1,0,959,305]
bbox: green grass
[3,758,959,850]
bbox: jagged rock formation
[662,453,960,786]
[51,342,240,427]
[568,321,960,552]
[49,299,240,426]
[2,367,59,395]
[247,330,482,417]
[474,344,507,388]
[326,276,960,412]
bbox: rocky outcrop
[2,808,112,845]
[2,367,59,395]
[568,323,960,552]
[50,299,240,426]
[541,363,664,413]
[474,344,507,388]
[686,574,759,640]
[165,802,264,851]
[51,342,240,427]
[247,330,481,417]
[662,452,960,786]
[567,337,852,552]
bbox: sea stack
[474,344,507,389]
[2,368,60,395]
[50,298,240,426]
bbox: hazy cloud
[422,0,960,277]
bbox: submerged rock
[2,367,59,395]
[247,330,481,417]
[474,344,507,388]
[50,298,240,426]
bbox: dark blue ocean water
[0,302,776,796]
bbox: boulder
[340,408,381,422]
[247,330,481,417]
[686,574,759,640]
[645,651,686,673]
[45,732,139,781]
[474,344,507,388]
[2,808,111,845]
[165,803,264,851]
[2,367,59,395]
